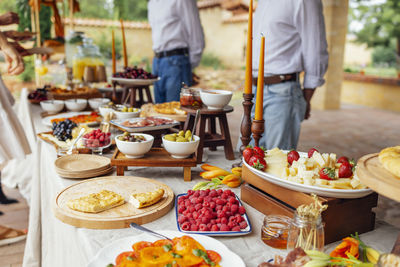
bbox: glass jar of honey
[261,215,292,249]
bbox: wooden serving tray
[241,165,378,244]
[111,148,197,181]
[37,132,91,154]
[357,153,400,202]
[53,176,174,229]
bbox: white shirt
[148,0,205,69]
[252,0,329,89]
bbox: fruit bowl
[65,98,87,112]
[200,89,232,110]
[40,100,64,114]
[114,106,141,120]
[162,135,200,159]
[82,129,111,155]
[115,133,154,158]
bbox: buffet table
[19,100,399,267]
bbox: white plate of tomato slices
[87,230,245,267]
[175,190,252,236]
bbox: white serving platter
[175,193,252,237]
[41,111,100,127]
[110,117,180,133]
[111,77,160,86]
[87,230,245,267]
[243,154,373,199]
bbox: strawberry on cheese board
[243,146,373,198]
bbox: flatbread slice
[67,190,125,213]
[379,146,400,177]
[129,188,164,209]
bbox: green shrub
[18,56,34,82]
[92,31,122,60]
[372,46,397,67]
[200,53,224,70]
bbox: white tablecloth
[21,101,399,267]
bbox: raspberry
[220,224,230,231]
[221,217,228,224]
[239,221,248,229]
[178,215,188,224]
[199,224,208,231]
[190,224,198,231]
[230,204,239,214]
[238,206,246,215]
[231,226,241,231]
[210,224,219,231]
[181,221,190,231]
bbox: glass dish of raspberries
[175,189,252,236]
[82,129,111,155]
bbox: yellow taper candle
[254,35,265,121]
[112,30,116,74]
[120,19,128,68]
[244,0,253,94]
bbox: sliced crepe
[379,146,400,177]
[67,190,125,213]
[129,188,164,209]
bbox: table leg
[208,117,217,151]
[116,166,125,176]
[184,114,194,132]
[219,114,235,160]
[138,87,144,107]
[145,86,153,104]
[122,87,128,105]
[196,116,206,163]
[131,88,136,107]
[183,167,191,181]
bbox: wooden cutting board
[55,154,111,173]
[357,153,400,202]
[53,176,174,229]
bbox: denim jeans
[237,81,307,150]
[152,54,192,103]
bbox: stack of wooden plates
[55,154,113,178]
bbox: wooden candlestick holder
[251,119,264,147]
[240,93,254,152]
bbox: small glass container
[261,215,291,249]
[180,87,202,108]
[287,211,325,251]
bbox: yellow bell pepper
[221,174,242,187]
[199,169,231,180]
[201,164,224,171]
[231,167,242,177]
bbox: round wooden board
[55,154,111,173]
[357,153,400,202]
[53,176,174,229]
[56,166,114,179]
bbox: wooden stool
[182,106,235,163]
[112,82,153,107]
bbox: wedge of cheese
[67,190,125,213]
[129,188,164,209]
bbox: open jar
[261,215,292,249]
[180,87,202,108]
[287,211,325,251]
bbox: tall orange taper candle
[120,19,128,68]
[244,0,253,94]
[112,30,116,74]
[254,35,265,121]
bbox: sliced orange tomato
[132,241,152,253]
[174,236,205,255]
[152,239,174,247]
[206,250,221,263]
[115,251,136,266]
[139,246,172,266]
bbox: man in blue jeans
[148,0,205,103]
[240,0,329,150]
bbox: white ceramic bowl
[115,133,154,158]
[65,98,87,112]
[162,135,200,158]
[200,89,233,110]
[114,108,141,119]
[99,105,114,118]
[40,100,64,114]
[89,98,110,110]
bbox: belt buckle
[279,75,285,81]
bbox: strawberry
[248,156,267,171]
[287,150,300,165]
[253,146,265,158]
[242,146,254,163]
[337,156,349,164]
[339,162,353,178]
[308,148,318,158]
[319,167,336,180]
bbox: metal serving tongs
[191,109,200,141]
[129,223,172,240]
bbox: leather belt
[252,73,298,85]
[154,48,189,58]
